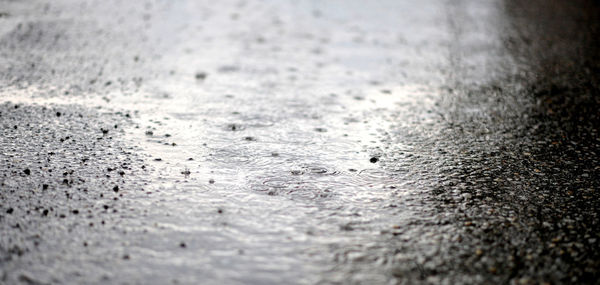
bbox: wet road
[1,0,599,284]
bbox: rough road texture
[1,0,599,284]
[0,103,150,283]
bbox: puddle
[0,0,521,283]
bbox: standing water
[5,0,595,284]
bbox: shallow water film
[1,0,599,284]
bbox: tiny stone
[195,72,207,80]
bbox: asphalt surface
[0,0,599,284]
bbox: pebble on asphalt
[195,72,207,80]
